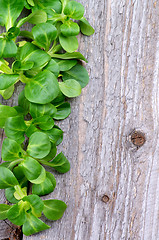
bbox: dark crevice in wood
[0,221,22,240]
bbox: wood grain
[1,0,159,239]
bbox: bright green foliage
[0,0,94,236]
[59,79,81,97]
[0,204,11,220]
[60,21,80,37]
[22,213,50,236]
[22,195,44,217]
[25,70,60,104]
[0,0,25,30]
[7,203,26,225]
[44,59,60,77]
[59,34,78,53]
[4,116,27,143]
[41,143,57,161]
[2,138,23,161]
[0,39,17,58]
[51,52,88,62]
[40,152,70,173]
[64,1,84,20]
[32,115,54,130]
[80,17,95,36]
[18,42,51,72]
[49,152,70,173]
[54,58,77,71]
[0,74,18,90]
[53,102,71,120]
[32,172,56,196]
[43,199,67,220]
[5,187,19,204]
[32,23,57,51]
[0,167,18,188]
[0,105,17,128]
[27,132,51,159]
[20,157,46,184]
[29,102,57,118]
[62,63,89,88]
[44,126,63,145]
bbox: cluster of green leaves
[0,0,94,236]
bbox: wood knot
[101,194,110,203]
[130,130,146,147]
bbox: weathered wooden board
[1,0,159,239]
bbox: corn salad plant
[0,0,94,236]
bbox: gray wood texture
[1,0,159,239]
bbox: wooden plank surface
[1,0,159,239]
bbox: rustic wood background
[1,0,159,239]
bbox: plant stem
[8,159,24,170]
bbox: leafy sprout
[0,0,94,236]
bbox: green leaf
[47,11,63,24]
[51,91,65,105]
[13,165,28,188]
[0,105,17,128]
[0,162,10,168]
[29,10,47,24]
[0,59,12,74]
[14,185,27,200]
[50,152,70,173]
[0,167,19,188]
[54,58,77,72]
[53,102,71,120]
[32,0,62,13]
[60,0,69,8]
[25,124,38,138]
[50,52,87,62]
[4,116,27,143]
[0,39,17,58]
[18,43,50,72]
[22,213,50,236]
[0,74,19,90]
[32,23,57,51]
[7,203,26,226]
[17,10,47,27]
[64,1,84,20]
[60,21,80,37]
[62,63,89,88]
[25,70,60,104]
[6,27,20,40]
[44,126,63,145]
[27,0,34,6]
[79,17,95,36]
[29,102,57,118]
[13,106,27,116]
[23,195,44,217]
[0,85,14,100]
[0,204,11,220]
[43,199,67,220]
[41,143,57,161]
[2,138,23,161]
[59,34,78,53]
[59,79,81,97]
[19,30,33,40]
[33,116,54,130]
[13,60,34,72]
[27,132,51,159]
[5,187,19,204]
[18,90,30,115]
[44,59,60,78]
[32,172,56,196]
[0,0,25,30]
[20,157,46,184]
